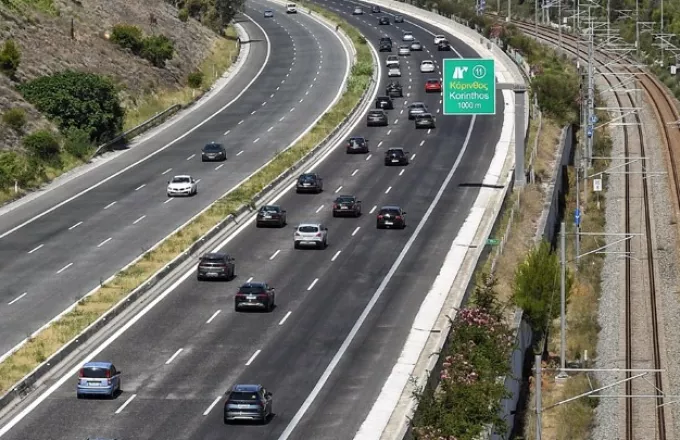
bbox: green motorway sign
[442,58,496,115]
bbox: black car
[438,40,452,51]
[375,96,394,110]
[371,5,380,12]
[332,195,362,217]
[394,14,404,23]
[201,142,227,162]
[256,204,287,227]
[296,173,323,193]
[386,82,403,98]
[197,252,235,281]
[378,16,390,25]
[415,113,436,129]
[376,205,407,229]
[347,136,370,154]
[224,384,273,424]
[379,37,393,52]
[234,282,276,312]
[384,148,409,166]
[367,109,389,127]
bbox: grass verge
[0,10,373,396]
[123,26,240,131]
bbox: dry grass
[0,8,371,396]
[123,26,239,130]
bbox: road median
[0,6,376,410]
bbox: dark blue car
[76,361,121,399]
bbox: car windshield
[298,226,319,233]
[427,79,439,84]
[337,196,354,203]
[261,205,279,212]
[388,150,404,156]
[171,177,190,183]
[229,391,260,401]
[82,367,109,378]
[422,61,432,65]
[299,175,316,183]
[240,285,265,294]
[203,144,222,151]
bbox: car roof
[232,384,263,392]
[240,282,266,289]
[298,222,321,228]
[83,361,113,369]
[381,205,402,210]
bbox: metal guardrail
[92,104,182,157]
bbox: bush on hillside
[63,127,94,159]
[0,151,33,187]
[0,39,21,78]
[178,7,190,22]
[187,70,204,89]
[166,0,245,33]
[110,24,144,54]
[512,241,573,334]
[140,35,175,67]
[2,108,27,132]
[17,70,124,143]
[22,130,61,162]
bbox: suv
[197,252,235,281]
[384,148,410,166]
[201,142,227,161]
[378,16,390,25]
[294,223,328,249]
[333,195,362,217]
[234,282,276,312]
[224,384,273,423]
[366,109,388,127]
[438,40,452,51]
[347,136,370,154]
[296,173,323,193]
[379,37,393,52]
[415,113,436,129]
[376,205,407,229]
[256,204,287,228]
[375,96,394,110]
[386,82,403,98]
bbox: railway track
[507,20,670,440]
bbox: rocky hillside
[0,0,219,150]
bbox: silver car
[387,66,401,77]
[408,102,428,119]
[402,31,415,41]
[385,55,399,67]
[294,223,328,249]
[410,41,422,51]
[353,6,363,14]
[398,45,410,56]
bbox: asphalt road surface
[0,1,507,439]
[0,3,349,355]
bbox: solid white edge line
[114,393,137,414]
[278,311,293,325]
[275,116,478,440]
[165,348,183,365]
[203,396,222,416]
[0,13,272,241]
[0,31,376,437]
[206,310,221,324]
[245,349,262,366]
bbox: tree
[18,70,124,143]
[0,39,21,78]
[213,0,245,31]
[512,241,572,333]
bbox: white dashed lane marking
[28,244,43,254]
[69,221,83,230]
[104,201,116,210]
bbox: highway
[0,2,349,355]
[0,1,505,439]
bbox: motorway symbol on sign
[443,58,496,115]
[593,178,603,192]
[486,238,500,245]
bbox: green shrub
[2,108,27,132]
[22,130,60,162]
[63,127,93,159]
[140,35,174,67]
[531,72,579,124]
[18,71,124,143]
[512,241,573,334]
[187,70,204,89]
[178,7,189,22]
[110,24,144,54]
[0,39,21,78]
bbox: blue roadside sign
[574,208,581,226]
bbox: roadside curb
[0,25,379,415]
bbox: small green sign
[442,58,496,115]
[486,238,500,246]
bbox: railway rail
[507,19,671,440]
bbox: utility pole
[661,0,665,65]
[559,221,567,376]
[587,6,594,167]
[535,354,543,440]
[635,0,640,58]
[558,0,562,50]
[535,0,538,37]
[507,0,511,21]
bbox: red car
[425,78,442,93]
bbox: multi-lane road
[0,3,349,355]
[0,0,506,439]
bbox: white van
[286,3,297,13]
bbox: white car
[385,55,399,67]
[167,175,198,197]
[294,223,328,249]
[398,45,410,56]
[388,66,401,77]
[353,6,363,14]
[434,35,446,45]
[402,31,415,42]
[420,60,435,73]
[286,2,297,13]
